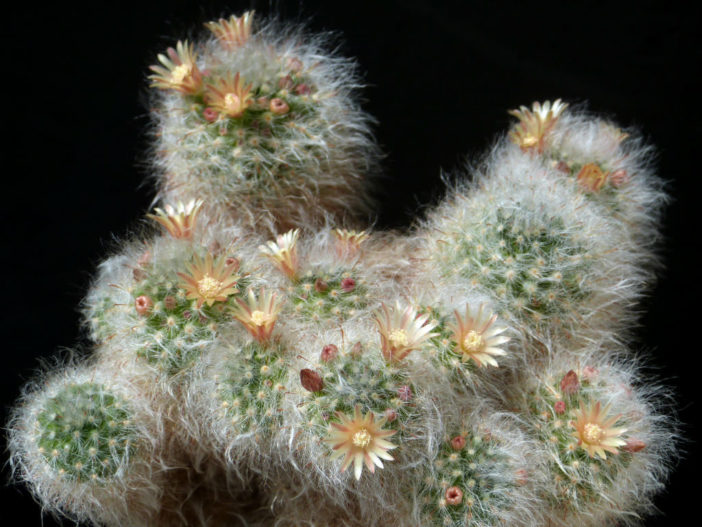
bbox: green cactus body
[420,430,515,527]
[90,251,248,375]
[300,348,415,441]
[215,342,288,435]
[526,372,633,507]
[439,209,588,322]
[290,268,369,322]
[35,383,135,482]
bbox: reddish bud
[135,295,153,315]
[582,366,599,382]
[132,268,146,281]
[321,344,338,362]
[554,400,566,415]
[295,83,311,95]
[270,98,290,115]
[450,436,466,450]
[300,369,324,393]
[314,278,328,293]
[351,342,363,357]
[624,438,646,453]
[256,96,270,109]
[287,57,303,72]
[183,310,192,319]
[397,385,412,402]
[278,75,294,90]
[610,169,630,187]
[384,408,397,422]
[556,160,571,174]
[340,277,356,292]
[203,107,218,122]
[163,296,177,310]
[445,486,463,506]
[560,370,580,395]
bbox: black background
[1,1,698,525]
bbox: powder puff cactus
[8,10,678,527]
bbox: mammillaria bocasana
[7,10,679,527]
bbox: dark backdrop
[2,1,698,525]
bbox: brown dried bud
[314,278,328,293]
[135,295,153,315]
[321,344,338,362]
[445,486,463,506]
[560,370,580,395]
[450,436,466,450]
[300,369,324,393]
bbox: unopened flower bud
[450,436,466,450]
[623,438,646,453]
[270,98,289,115]
[300,369,324,393]
[314,278,328,293]
[554,400,566,415]
[340,277,356,292]
[295,83,311,95]
[321,344,338,362]
[135,295,153,315]
[397,385,412,402]
[163,296,177,310]
[203,107,218,122]
[445,486,463,505]
[384,409,397,422]
[278,75,294,90]
[582,366,599,382]
[560,370,580,395]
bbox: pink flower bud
[135,295,153,315]
[397,385,412,402]
[624,438,646,453]
[554,400,566,415]
[384,408,397,422]
[450,436,466,450]
[225,257,240,271]
[300,369,324,393]
[287,57,303,72]
[295,83,311,95]
[278,75,294,90]
[270,98,290,115]
[163,296,177,310]
[445,486,463,506]
[203,107,218,122]
[582,366,599,382]
[321,344,338,362]
[340,277,356,292]
[560,370,580,395]
[556,160,571,174]
[610,169,630,187]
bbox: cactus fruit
[8,10,679,527]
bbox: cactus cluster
[8,11,678,527]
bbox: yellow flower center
[171,63,191,84]
[197,275,223,299]
[352,428,372,448]
[250,310,270,326]
[583,423,604,444]
[224,93,241,112]
[462,330,485,353]
[389,329,409,348]
[521,134,539,147]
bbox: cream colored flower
[204,73,253,118]
[325,405,397,480]
[149,41,203,94]
[230,288,283,342]
[146,199,203,239]
[333,229,369,257]
[508,99,568,153]
[448,303,509,367]
[259,229,300,280]
[374,302,438,362]
[177,253,240,308]
[571,401,627,459]
[205,11,254,50]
